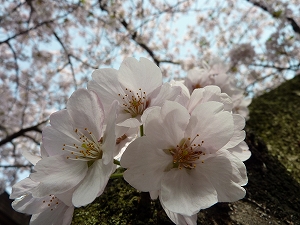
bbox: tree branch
[249,62,300,71]
[22,134,41,145]
[5,41,20,88]
[0,3,81,45]
[98,0,181,67]
[52,31,77,89]
[246,0,300,35]
[115,12,161,66]
[0,120,48,147]
[71,55,99,69]
[0,164,33,168]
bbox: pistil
[62,127,103,165]
[168,134,204,169]
[118,88,148,117]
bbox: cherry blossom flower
[121,100,248,216]
[184,59,251,119]
[88,57,181,128]
[184,66,213,92]
[184,60,230,94]
[185,85,233,113]
[30,89,118,207]
[231,93,252,120]
[10,146,74,225]
[185,86,251,161]
[10,178,74,225]
[221,80,252,120]
[169,79,191,106]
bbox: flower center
[42,194,60,211]
[167,134,205,170]
[118,88,149,117]
[192,83,202,90]
[62,128,103,166]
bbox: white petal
[161,200,197,225]
[62,206,75,225]
[228,141,251,161]
[223,114,246,149]
[22,150,41,166]
[199,150,248,202]
[72,159,116,207]
[12,194,41,214]
[187,88,205,113]
[185,68,212,92]
[30,155,88,197]
[187,101,234,153]
[88,68,125,113]
[10,178,38,199]
[140,106,160,125]
[121,136,171,192]
[40,143,49,158]
[56,190,74,207]
[169,79,191,107]
[149,190,159,200]
[12,191,72,215]
[42,110,81,157]
[49,110,75,138]
[12,194,56,215]
[30,204,73,225]
[202,85,233,111]
[102,101,118,165]
[42,126,81,157]
[161,169,217,216]
[114,126,138,158]
[145,101,189,148]
[232,114,245,130]
[67,89,104,139]
[117,117,141,128]
[118,57,162,95]
[240,97,252,107]
[149,83,182,107]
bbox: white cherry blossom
[10,149,74,225]
[30,89,118,207]
[185,85,233,113]
[121,100,248,216]
[88,57,181,128]
[184,59,251,119]
[10,178,74,225]
[185,86,250,161]
[184,60,230,94]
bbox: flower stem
[140,124,144,136]
[113,159,120,165]
[110,173,123,179]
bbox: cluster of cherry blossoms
[10,57,251,225]
[184,58,252,119]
